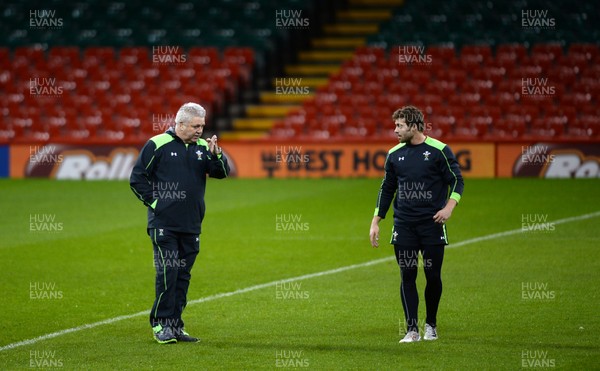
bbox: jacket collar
[166,127,184,143]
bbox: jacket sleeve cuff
[210,153,223,160]
[450,192,461,203]
[374,207,386,218]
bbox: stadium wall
[4,141,599,179]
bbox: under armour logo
[171,152,178,157]
[159,229,164,236]
[440,236,445,240]
[398,157,405,161]
[393,231,398,241]
[195,237,199,242]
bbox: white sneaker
[424,324,438,341]
[399,331,421,343]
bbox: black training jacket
[130,128,229,234]
[375,136,464,223]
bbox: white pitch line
[1,210,598,353]
[448,210,600,248]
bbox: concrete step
[337,9,393,21]
[271,77,329,89]
[220,131,268,140]
[259,91,314,104]
[284,64,341,76]
[349,0,404,5]
[323,23,379,35]
[311,37,366,49]
[232,118,276,131]
[245,105,299,118]
[298,50,355,62]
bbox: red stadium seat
[560,92,592,106]
[412,94,443,114]
[400,68,431,86]
[507,105,539,124]
[355,46,385,57]
[449,93,481,107]
[463,79,494,101]
[531,43,564,60]
[469,106,501,121]
[83,47,116,67]
[549,65,578,87]
[490,117,527,138]
[48,47,80,67]
[438,69,467,85]
[472,66,506,85]
[14,46,45,62]
[496,44,528,61]
[568,43,599,60]
[388,80,419,96]
[530,53,555,70]
[426,45,456,63]
[557,53,590,70]
[530,117,565,138]
[424,80,457,98]
[573,115,600,138]
[486,92,518,107]
[119,47,150,66]
[451,54,486,70]
[224,47,255,69]
[461,45,492,60]
[0,47,9,61]
[426,115,453,138]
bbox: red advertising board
[10,141,495,179]
[496,143,600,178]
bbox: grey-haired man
[130,102,229,344]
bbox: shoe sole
[154,337,177,344]
[423,337,438,341]
[176,338,201,343]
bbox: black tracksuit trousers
[148,228,200,330]
[394,244,445,333]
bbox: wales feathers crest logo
[423,151,431,161]
[196,150,203,160]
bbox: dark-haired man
[369,105,464,343]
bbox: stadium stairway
[222,0,402,140]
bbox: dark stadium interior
[1,0,598,144]
[1,1,600,367]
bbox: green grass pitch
[0,178,598,369]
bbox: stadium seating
[0,0,330,143]
[1,0,599,143]
[0,46,255,143]
[267,0,598,141]
[270,43,600,141]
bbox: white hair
[175,102,206,126]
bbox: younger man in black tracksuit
[369,106,464,343]
[130,102,229,344]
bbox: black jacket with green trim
[130,128,229,234]
[375,136,464,223]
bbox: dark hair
[392,106,425,131]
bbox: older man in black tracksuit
[130,102,229,344]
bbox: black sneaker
[175,328,200,343]
[153,325,177,344]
